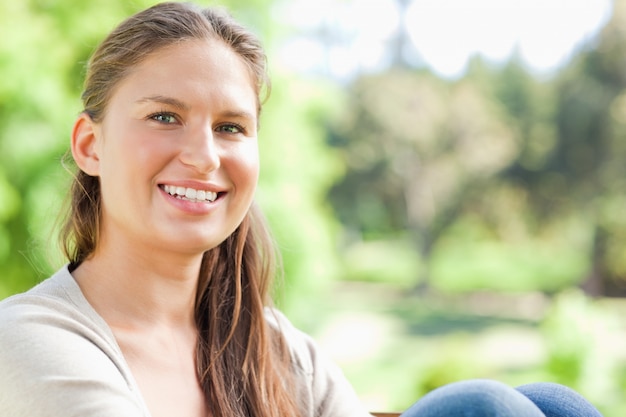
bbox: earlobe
[71,112,101,176]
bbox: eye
[216,123,244,134]
[147,112,178,124]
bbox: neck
[72,244,204,330]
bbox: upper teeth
[163,185,217,202]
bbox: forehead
[110,39,258,113]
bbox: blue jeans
[400,379,603,417]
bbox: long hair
[60,3,300,417]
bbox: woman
[0,2,604,417]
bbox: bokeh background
[1,0,625,415]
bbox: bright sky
[276,0,614,79]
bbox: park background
[1,0,625,415]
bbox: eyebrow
[135,96,256,121]
[135,95,190,111]
[220,110,257,122]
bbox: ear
[71,112,101,176]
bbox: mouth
[160,184,219,203]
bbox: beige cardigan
[0,266,373,417]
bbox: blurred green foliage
[326,1,626,299]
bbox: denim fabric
[399,379,602,417]
[516,382,603,417]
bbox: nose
[179,125,220,173]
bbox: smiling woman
[0,3,372,417]
[0,2,605,417]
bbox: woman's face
[82,39,260,257]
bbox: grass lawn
[298,281,626,417]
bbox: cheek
[132,128,175,163]
[249,155,261,184]
[234,144,260,185]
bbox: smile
[161,185,218,202]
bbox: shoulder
[0,266,146,417]
[264,308,316,372]
[0,266,87,336]
[264,307,373,417]
[0,266,115,353]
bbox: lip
[158,180,226,215]
[158,180,224,193]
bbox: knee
[404,379,543,417]
[436,379,521,397]
[516,382,603,417]
[430,379,525,406]
[433,379,514,398]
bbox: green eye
[217,124,243,134]
[150,112,177,124]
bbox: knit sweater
[0,266,373,417]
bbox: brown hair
[60,3,300,417]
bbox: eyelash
[147,111,178,124]
[146,111,246,135]
[217,123,245,134]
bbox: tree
[327,67,519,289]
[545,0,626,295]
